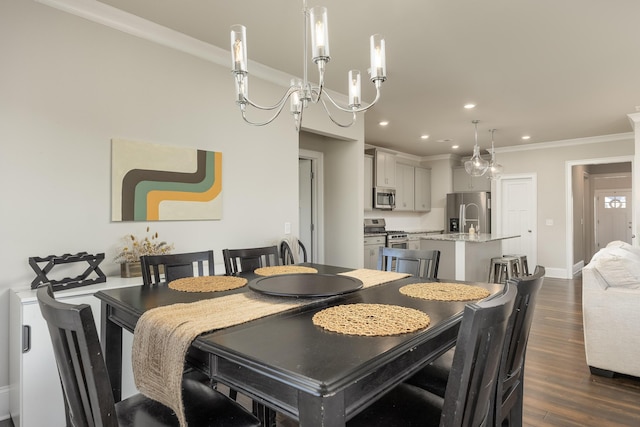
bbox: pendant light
[464,120,489,177]
[486,129,504,180]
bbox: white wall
[0,0,363,400]
[497,136,634,276]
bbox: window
[604,195,626,209]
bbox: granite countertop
[420,233,520,243]
[404,229,445,234]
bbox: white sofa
[582,240,640,378]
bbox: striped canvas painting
[111,139,222,221]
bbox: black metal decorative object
[29,252,106,290]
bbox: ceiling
[97,0,640,157]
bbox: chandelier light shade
[230,0,386,130]
[464,120,489,177]
[486,129,504,180]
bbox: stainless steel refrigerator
[446,192,491,233]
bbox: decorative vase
[120,261,142,278]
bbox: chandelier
[464,120,489,177]
[230,0,386,131]
[486,128,504,180]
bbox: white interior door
[299,158,313,261]
[595,189,632,249]
[499,175,537,268]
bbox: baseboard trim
[544,267,569,279]
[0,385,9,421]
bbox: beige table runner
[132,269,409,427]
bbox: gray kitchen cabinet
[364,154,373,211]
[363,235,385,269]
[395,164,431,212]
[414,166,432,212]
[408,233,426,250]
[366,149,396,188]
[395,163,415,211]
[9,279,140,427]
[452,166,491,192]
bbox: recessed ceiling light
[379,121,389,126]
[420,134,430,140]
[521,135,531,140]
[451,145,460,149]
[464,103,476,109]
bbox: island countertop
[420,233,519,243]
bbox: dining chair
[36,284,261,427]
[406,266,546,427]
[377,247,440,279]
[347,282,517,427]
[280,239,308,265]
[223,245,280,275]
[140,250,215,285]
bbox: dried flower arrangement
[114,226,174,264]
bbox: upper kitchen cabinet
[452,166,491,192]
[364,154,373,211]
[395,163,415,211]
[394,164,431,212]
[366,148,396,188]
[414,167,432,212]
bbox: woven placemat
[254,265,318,276]
[399,282,490,301]
[312,303,431,336]
[168,276,247,292]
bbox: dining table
[95,263,503,427]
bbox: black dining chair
[378,247,440,280]
[347,282,516,427]
[406,266,546,427]
[36,284,261,427]
[280,239,308,265]
[223,245,280,275]
[140,250,215,285]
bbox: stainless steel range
[364,219,408,249]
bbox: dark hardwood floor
[523,276,640,426]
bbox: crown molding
[494,132,634,154]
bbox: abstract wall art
[111,139,222,221]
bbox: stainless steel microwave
[373,187,395,210]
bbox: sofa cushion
[593,246,640,289]
[605,240,640,258]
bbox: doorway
[299,149,324,263]
[566,156,634,278]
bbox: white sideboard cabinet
[9,278,141,427]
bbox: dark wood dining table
[95,263,503,427]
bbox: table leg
[298,391,345,427]
[101,300,123,402]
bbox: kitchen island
[421,233,520,282]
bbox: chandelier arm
[320,82,381,113]
[240,88,295,126]
[243,87,296,111]
[317,97,357,128]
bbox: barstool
[504,254,530,276]
[488,256,521,283]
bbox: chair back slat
[495,266,545,426]
[280,240,308,265]
[140,250,215,285]
[440,283,516,427]
[37,285,118,427]
[223,246,280,275]
[377,247,440,279]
